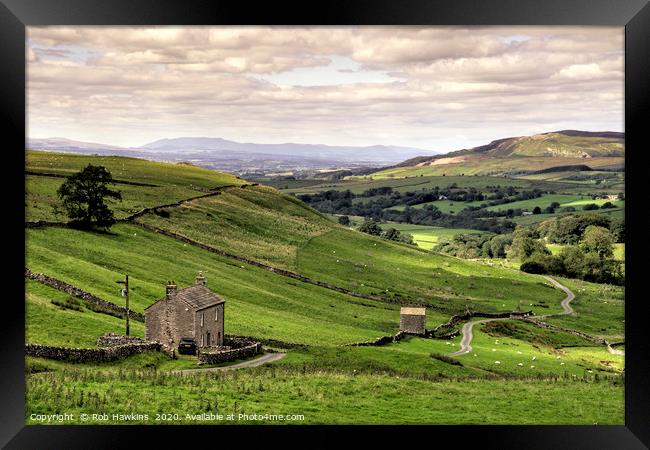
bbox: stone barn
[400,307,426,335]
[144,272,225,352]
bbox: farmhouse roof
[400,307,426,316]
[145,284,225,311]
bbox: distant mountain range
[26,130,624,177]
[26,136,440,167]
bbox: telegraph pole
[125,274,130,336]
[117,274,130,336]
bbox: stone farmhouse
[399,307,426,335]
[144,272,225,352]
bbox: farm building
[144,272,225,351]
[400,307,426,335]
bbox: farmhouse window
[201,312,204,327]
[215,308,218,321]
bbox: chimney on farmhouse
[166,280,177,298]
[195,271,207,286]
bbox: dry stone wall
[25,268,144,322]
[96,333,147,347]
[26,342,160,363]
[198,339,262,364]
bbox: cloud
[26,26,623,150]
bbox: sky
[27,26,624,152]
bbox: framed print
[2,0,649,448]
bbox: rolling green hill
[24,150,625,425]
[368,130,624,178]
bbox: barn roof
[145,284,225,311]
[400,307,426,316]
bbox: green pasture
[26,224,416,346]
[380,223,485,250]
[295,228,564,316]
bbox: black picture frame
[2,0,648,448]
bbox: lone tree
[358,219,383,236]
[57,164,122,229]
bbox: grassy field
[512,205,624,226]
[26,279,145,348]
[25,365,623,424]
[543,278,625,342]
[27,150,245,189]
[26,150,246,223]
[517,171,624,190]
[380,223,486,250]
[26,174,202,222]
[484,194,583,212]
[136,185,333,271]
[386,199,486,214]
[295,228,564,316]
[548,243,624,261]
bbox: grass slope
[26,279,145,348]
[26,224,414,346]
[295,228,564,316]
[26,150,245,222]
[136,185,333,271]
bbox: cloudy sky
[27,26,623,152]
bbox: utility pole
[117,274,130,336]
[125,274,130,336]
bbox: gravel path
[447,276,575,357]
[171,352,286,375]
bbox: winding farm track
[447,276,575,357]
[171,352,287,375]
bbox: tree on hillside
[338,215,350,226]
[57,164,122,229]
[581,225,615,259]
[532,206,542,215]
[609,218,625,243]
[506,228,549,261]
[358,219,383,236]
[383,228,402,241]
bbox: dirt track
[447,276,574,357]
[171,352,286,375]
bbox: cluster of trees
[582,202,617,211]
[515,226,623,285]
[434,233,513,259]
[432,213,624,285]
[357,219,415,245]
[535,214,624,244]
[297,188,518,233]
[298,186,548,215]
